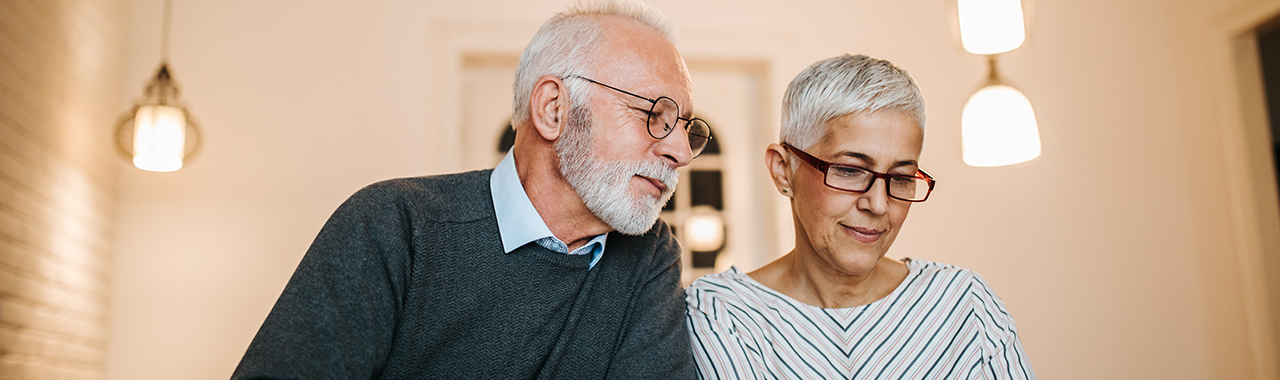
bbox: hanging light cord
[985,56,1000,84]
[160,0,173,63]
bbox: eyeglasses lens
[886,177,930,201]
[826,169,931,201]
[647,97,680,139]
[686,118,710,156]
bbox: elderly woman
[685,54,1034,379]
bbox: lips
[629,162,678,197]
[844,225,883,243]
[637,175,668,194]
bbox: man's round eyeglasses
[782,143,936,202]
[564,75,712,157]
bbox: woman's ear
[765,143,794,198]
[529,75,568,141]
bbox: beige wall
[0,0,128,378]
[99,0,1280,379]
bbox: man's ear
[765,143,795,198]
[529,75,569,141]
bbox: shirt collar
[491,151,557,254]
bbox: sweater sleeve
[603,224,697,380]
[231,182,415,380]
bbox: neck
[787,252,884,308]
[512,144,612,250]
[751,234,907,309]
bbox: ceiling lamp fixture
[683,206,726,253]
[114,0,202,172]
[953,0,1041,167]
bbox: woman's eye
[830,166,870,178]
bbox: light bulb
[132,105,187,172]
[683,207,725,252]
[957,0,1027,55]
[961,84,1041,167]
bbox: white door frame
[1211,1,1280,377]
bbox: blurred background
[3,0,1280,378]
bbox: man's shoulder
[344,169,495,223]
[608,218,678,254]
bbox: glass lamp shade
[957,0,1027,55]
[961,84,1041,167]
[132,105,187,172]
[683,207,725,252]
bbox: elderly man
[231,1,708,379]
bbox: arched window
[663,122,723,269]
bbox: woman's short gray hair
[511,0,676,129]
[780,54,925,150]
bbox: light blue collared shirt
[491,151,607,269]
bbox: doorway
[1254,20,1280,196]
[1244,15,1280,373]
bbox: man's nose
[654,122,693,167]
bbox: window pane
[690,170,723,210]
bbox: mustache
[628,160,679,193]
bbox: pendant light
[961,58,1041,167]
[683,206,726,253]
[114,0,202,172]
[953,0,1041,167]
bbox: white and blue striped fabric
[685,259,1035,380]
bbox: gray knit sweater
[231,170,695,379]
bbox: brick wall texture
[0,0,127,378]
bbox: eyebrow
[613,93,654,111]
[642,99,696,120]
[650,97,695,119]
[834,151,918,168]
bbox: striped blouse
[685,259,1035,380]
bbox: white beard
[555,105,678,235]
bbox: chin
[836,256,882,275]
[823,245,889,275]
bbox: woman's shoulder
[687,267,753,298]
[905,259,1015,317]
[905,258,989,286]
[685,267,779,314]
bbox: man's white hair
[511,0,677,129]
[780,54,926,151]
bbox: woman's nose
[856,178,890,215]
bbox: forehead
[811,110,924,167]
[589,16,692,108]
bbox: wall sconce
[683,206,725,253]
[953,0,1041,167]
[113,0,202,172]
